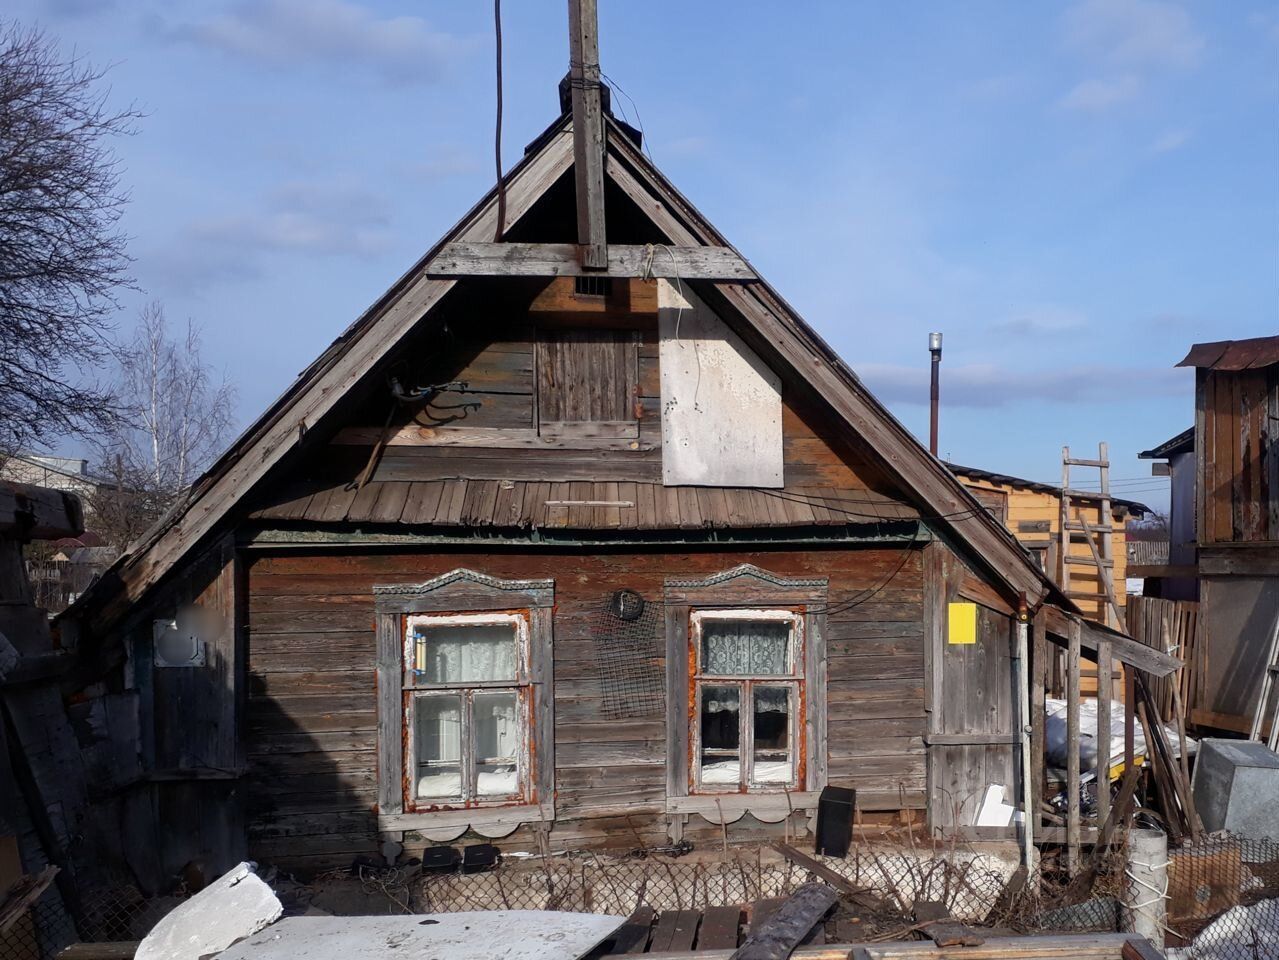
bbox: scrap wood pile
[584,873,1163,958]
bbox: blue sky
[14,0,1279,509]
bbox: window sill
[377,801,554,842]
[666,792,820,825]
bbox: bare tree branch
[0,19,141,453]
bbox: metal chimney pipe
[929,332,942,456]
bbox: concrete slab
[213,911,627,960]
[135,862,282,960]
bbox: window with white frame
[403,613,531,808]
[691,609,803,793]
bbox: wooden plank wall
[1198,367,1279,545]
[927,549,1018,831]
[244,545,925,874]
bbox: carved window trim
[374,570,554,841]
[663,565,828,824]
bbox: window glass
[411,623,517,683]
[701,619,790,675]
[474,691,520,798]
[414,694,463,799]
[752,685,792,784]
[699,683,741,786]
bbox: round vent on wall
[609,588,645,622]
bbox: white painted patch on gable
[658,279,783,487]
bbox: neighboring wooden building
[1136,428,1197,601]
[1153,337,1279,733]
[948,464,1146,622]
[59,106,1175,882]
[947,464,1149,699]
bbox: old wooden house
[59,85,1177,884]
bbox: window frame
[663,565,829,830]
[689,609,805,794]
[402,612,532,811]
[374,570,554,840]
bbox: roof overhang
[1177,336,1279,371]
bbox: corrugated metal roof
[248,479,918,530]
[1176,336,1279,371]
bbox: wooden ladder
[1059,442,1125,631]
[1248,610,1279,750]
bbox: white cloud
[858,362,1188,409]
[154,176,394,290]
[990,306,1089,337]
[193,178,392,258]
[171,0,465,83]
[1058,75,1141,111]
[1150,127,1193,153]
[1063,0,1204,69]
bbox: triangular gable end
[71,112,1061,629]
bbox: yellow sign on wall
[948,601,977,645]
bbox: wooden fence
[1127,595,1202,727]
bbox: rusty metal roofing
[1176,336,1279,371]
[248,479,919,530]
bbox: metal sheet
[213,911,627,960]
[657,280,783,488]
[1177,336,1279,370]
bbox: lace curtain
[702,683,791,714]
[701,619,790,675]
[412,624,517,683]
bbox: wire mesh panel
[1164,836,1279,959]
[589,589,664,720]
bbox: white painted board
[657,280,783,487]
[213,911,628,960]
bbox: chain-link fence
[1165,836,1279,960]
[1,879,187,960]
[8,835,1279,958]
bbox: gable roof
[70,111,1070,630]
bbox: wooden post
[1030,609,1048,832]
[1124,669,1136,774]
[1096,640,1113,829]
[567,0,607,268]
[1066,618,1082,876]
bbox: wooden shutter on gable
[537,329,638,437]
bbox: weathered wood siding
[244,545,924,873]
[1197,366,1279,545]
[319,278,903,499]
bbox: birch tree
[91,303,236,547]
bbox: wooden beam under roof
[425,242,755,280]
